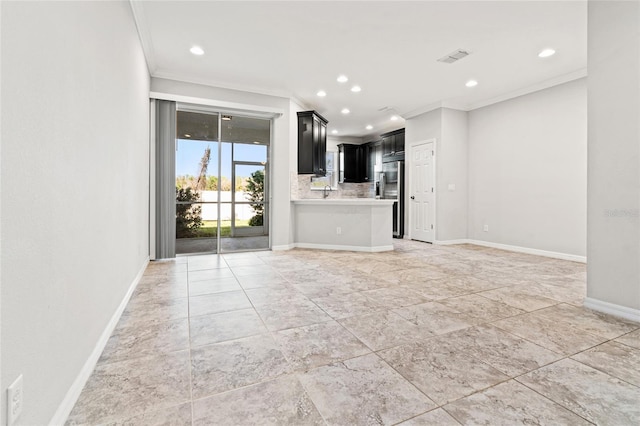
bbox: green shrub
[248,214,263,226]
[176,187,203,238]
[246,170,264,227]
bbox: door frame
[171,105,274,255]
[408,138,437,242]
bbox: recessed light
[337,75,348,83]
[332,129,338,134]
[184,134,191,138]
[390,115,399,121]
[316,90,327,97]
[465,80,478,87]
[538,48,556,58]
[190,46,204,55]
[366,125,373,130]
[341,108,350,114]
[351,85,361,93]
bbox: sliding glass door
[175,109,270,254]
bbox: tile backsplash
[293,174,375,199]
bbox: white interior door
[410,141,435,243]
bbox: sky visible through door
[176,139,266,180]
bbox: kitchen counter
[292,198,395,206]
[291,198,394,252]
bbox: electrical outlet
[7,375,23,425]
[336,227,342,235]
[483,225,489,232]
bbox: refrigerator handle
[397,161,404,237]
[395,161,404,228]
[397,161,403,202]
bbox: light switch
[448,184,456,191]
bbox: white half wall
[1,2,150,424]
[293,200,394,251]
[467,78,587,257]
[586,1,640,313]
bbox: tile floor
[67,241,640,425]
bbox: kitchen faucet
[323,185,332,199]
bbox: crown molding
[468,68,588,111]
[402,102,445,120]
[128,0,157,74]
[402,68,588,120]
[290,97,309,110]
[402,100,470,119]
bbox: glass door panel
[232,163,267,237]
[221,117,270,252]
[175,111,219,255]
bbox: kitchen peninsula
[292,198,395,252]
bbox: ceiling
[131,1,587,138]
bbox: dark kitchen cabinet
[338,143,366,183]
[395,131,405,153]
[381,128,405,162]
[382,135,393,156]
[297,111,328,175]
[365,140,382,182]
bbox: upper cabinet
[381,128,405,162]
[365,140,382,182]
[338,143,366,183]
[297,111,328,175]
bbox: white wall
[467,78,587,257]
[1,2,150,425]
[406,108,469,242]
[288,99,307,247]
[586,1,640,314]
[0,3,3,420]
[327,135,365,153]
[406,109,442,149]
[438,109,469,241]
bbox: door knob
[411,196,415,200]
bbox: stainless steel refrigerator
[380,160,404,238]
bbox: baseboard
[435,239,471,245]
[272,244,295,251]
[465,239,586,263]
[49,257,150,426]
[584,297,640,323]
[293,243,394,252]
[282,238,585,261]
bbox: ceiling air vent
[437,49,470,64]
